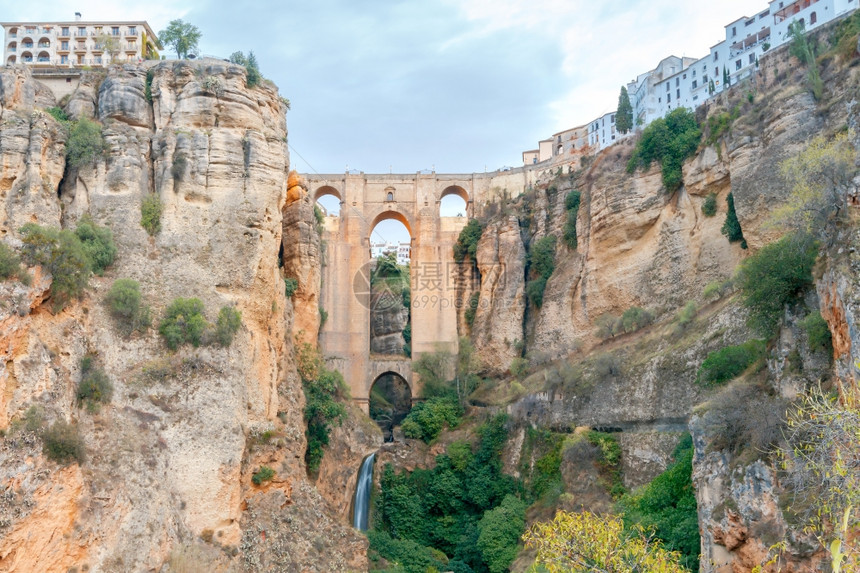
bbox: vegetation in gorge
[776,385,860,573]
[141,194,163,236]
[524,511,689,572]
[736,232,818,336]
[66,117,107,168]
[371,415,523,572]
[454,219,483,263]
[41,420,86,465]
[627,107,701,192]
[617,435,699,571]
[158,298,208,349]
[721,192,747,248]
[77,356,114,413]
[19,220,116,310]
[400,397,462,442]
[296,340,348,473]
[0,242,30,284]
[701,192,718,217]
[788,21,823,101]
[525,235,557,307]
[696,339,766,387]
[562,190,581,249]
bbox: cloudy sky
[6,0,756,174]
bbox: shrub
[593,353,622,380]
[158,297,208,350]
[105,278,151,335]
[284,277,298,297]
[77,355,113,412]
[46,106,69,122]
[476,494,527,573]
[141,194,163,236]
[214,306,241,347]
[144,68,154,102]
[74,215,116,275]
[705,107,740,146]
[19,224,91,310]
[563,190,582,249]
[453,219,483,263]
[586,431,625,499]
[42,420,85,464]
[304,369,347,472]
[464,292,479,327]
[616,435,700,571]
[367,531,449,573]
[704,380,787,457]
[627,107,701,192]
[676,301,697,330]
[526,235,556,307]
[510,357,530,380]
[66,117,106,168]
[800,311,832,353]
[414,350,455,399]
[736,232,818,336]
[595,313,621,339]
[0,242,29,284]
[252,465,275,485]
[620,306,653,333]
[696,339,766,386]
[401,396,462,443]
[702,192,717,217]
[721,192,747,248]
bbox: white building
[2,14,160,68]
[370,242,411,266]
[523,0,858,165]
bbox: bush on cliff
[616,435,700,571]
[721,192,747,248]
[141,194,163,236]
[401,396,462,443]
[0,242,30,285]
[42,420,86,464]
[526,235,557,307]
[736,232,818,336]
[453,219,482,263]
[105,278,152,335]
[66,117,106,168]
[214,305,242,347]
[296,340,347,473]
[77,355,114,412]
[627,107,701,192]
[74,215,116,275]
[563,190,581,249]
[19,223,91,310]
[696,339,766,386]
[158,297,208,350]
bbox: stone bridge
[305,169,541,412]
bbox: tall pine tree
[616,86,633,134]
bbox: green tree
[19,224,91,310]
[0,242,29,284]
[453,219,483,263]
[141,194,163,236]
[721,192,747,248]
[736,232,818,336]
[158,297,208,349]
[105,278,151,335]
[66,117,106,168]
[723,66,731,88]
[627,108,701,192]
[477,494,527,573]
[616,86,634,134]
[158,19,201,59]
[74,215,116,275]
[524,510,689,572]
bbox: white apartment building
[523,0,858,165]
[2,14,160,68]
[371,242,411,266]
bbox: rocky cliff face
[0,62,365,572]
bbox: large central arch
[307,171,515,411]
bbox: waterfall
[353,452,376,531]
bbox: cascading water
[353,452,376,530]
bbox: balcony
[57,46,69,53]
[91,44,103,53]
[38,43,50,49]
[8,33,16,39]
[7,47,15,53]
[74,45,87,53]
[58,30,70,39]
[125,30,138,38]
[74,32,88,38]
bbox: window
[810,12,817,25]
[714,52,719,61]
[61,27,69,36]
[667,93,671,103]
[675,77,679,87]
[112,27,120,36]
[692,80,698,89]
[692,70,696,77]
[714,67,718,77]
[60,55,68,64]
[61,41,69,50]
[666,82,670,92]
[658,97,661,103]
[610,114,615,123]
[129,26,137,35]
[77,27,86,37]
[677,89,680,99]
[732,26,737,37]
[386,192,393,201]
[736,59,742,70]
[749,54,755,64]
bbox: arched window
[386,191,393,201]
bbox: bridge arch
[439,185,471,218]
[369,370,412,440]
[440,185,469,204]
[368,208,413,239]
[314,185,342,217]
